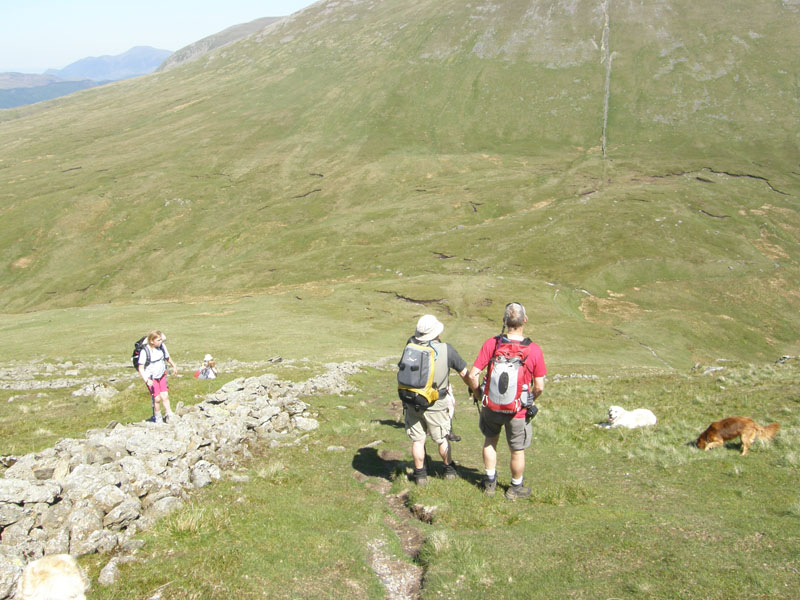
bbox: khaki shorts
[479,408,532,451]
[405,402,451,445]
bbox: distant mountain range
[45,46,171,81]
[0,46,169,109]
[1,16,283,110]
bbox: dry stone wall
[0,360,380,599]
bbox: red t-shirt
[473,335,547,418]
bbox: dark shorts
[479,408,532,451]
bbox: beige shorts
[405,401,451,445]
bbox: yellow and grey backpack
[397,341,438,409]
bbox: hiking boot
[154,414,164,425]
[505,483,531,500]
[446,431,461,442]
[483,475,497,497]
[443,462,458,480]
[414,469,428,487]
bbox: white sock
[485,469,496,479]
[511,477,523,486]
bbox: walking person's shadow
[352,446,398,480]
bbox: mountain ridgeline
[44,46,172,82]
[0,0,798,367]
[157,17,283,71]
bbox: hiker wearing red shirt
[467,302,546,499]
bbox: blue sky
[1,0,317,73]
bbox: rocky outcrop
[0,361,378,598]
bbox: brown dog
[696,417,779,455]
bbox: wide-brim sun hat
[415,314,444,342]
[203,354,213,362]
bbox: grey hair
[504,302,527,329]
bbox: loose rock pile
[0,360,380,599]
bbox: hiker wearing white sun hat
[197,354,217,379]
[401,314,477,486]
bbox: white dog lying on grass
[18,554,89,600]
[597,405,657,429]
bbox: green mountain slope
[0,0,798,367]
[0,79,100,109]
[157,17,283,71]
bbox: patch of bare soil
[353,445,428,600]
[367,538,423,600]
[579,295,650,325]
[385,490,426,558]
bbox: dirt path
[354,445,427,600]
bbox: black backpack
[131,337,151,370]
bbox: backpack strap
[490,334,530,355]
[487,335,532,376]
[491,334,503,358]
[431,341,448,395]
[410,337,440,359]
[518,338,533,375]
[495,334,531,346]
[141,345,157,369]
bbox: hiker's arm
[138,364,150,383]
[532,376,545,400]
[457,367,475,394]
[167,357,178,376]
[466,366,483,397]
[467,339,493,393]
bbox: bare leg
[483,437,499,471]
[437,440,451,465]
[152,395,163,423]
[510,449,526,481]
[411,440,427,469]
[161,392,172,416]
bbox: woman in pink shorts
[137,330,178,424]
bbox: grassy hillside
[0,0,798,368]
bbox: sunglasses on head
[504,302,526,318]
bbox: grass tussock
[163,503,232,539]
[255,460,287,484]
